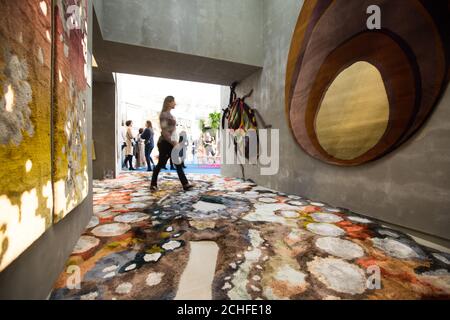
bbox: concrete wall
[93,0,104,32]
[0,2,94,299]
[95,0,263,67]
[92,80,117,180]
[221,0,450,242]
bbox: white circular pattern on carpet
[307,257,366,295]
[287,200,308,206]
[279,210,300,218]
[162,240,182,251]
[93,205,110,213]
[72,235,100,254]
[94,210,116,219]
[306,223,345,237]
[115,282,132,294]
[315,237,364,260]
[146,272,164,287]
[310,213,343,223]
[114,212,149,223]
[125,203,148,209]
[372,238,419,260]
[192,201,226,212]
[347,216,373,224]
[309,202,325,207]
[257,197,278,203]
[86,216,100,229]
[91,223,131,237]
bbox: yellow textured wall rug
[0,0,53,272]
[286,0,450,166]
[52,0,89,221]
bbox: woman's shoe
[182,184,194,191]
[129,167,136,171]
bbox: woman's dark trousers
[145,144,155,171]
[151,140,188,187]
[125,155,134,169]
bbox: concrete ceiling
[92,9,261,85]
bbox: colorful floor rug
[51,172,450,300]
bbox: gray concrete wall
[93,81,117,180]
[93,0,104,32]
[0,2,94,299]
[221,0,450,241]
[96,0,263,67]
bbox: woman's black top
[140,128,154,148]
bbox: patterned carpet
[51,172,450,300]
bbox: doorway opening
[117,73,224,175]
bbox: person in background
[135,128,146,169]
[192,140,196,163]
[140,120,155,171]
[178,135,187,169]
[204,131,216,164]
[150,96,193,191]
[120,121,127,168]
[211,136,217,162]
[124,120,135,170]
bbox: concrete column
[92,80,117,180]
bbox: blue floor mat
[131,166,221,175]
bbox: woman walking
[140,120,155,171]
[150,96,193,191]
[124,120,135,170]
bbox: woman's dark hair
[125,120,132,127]
[139,128,144,134]
[146,120,153,128]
